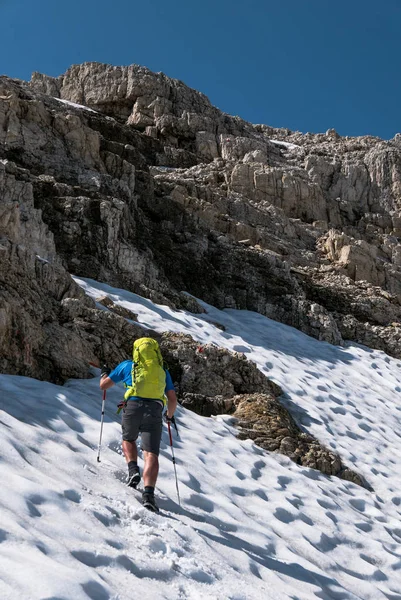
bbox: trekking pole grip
[167,420,173,447]
[171,415,179,437]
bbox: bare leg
[122,440,138,463]
[142,451,159,487]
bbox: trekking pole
[171,415,179,437]
[97,390,106,463]
[167,420,181,506]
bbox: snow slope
[53,97,98,112]
[0,277,400,600]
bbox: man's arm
[100,375,115,391]
[99,361,129,392]
[166,389,177,419]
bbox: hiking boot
[127,465,141,489]
[142,491,159,513]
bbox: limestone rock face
[0,61,400,382]
[0,155,149,381]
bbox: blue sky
[1,0,400,139]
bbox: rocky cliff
[2,61,401,380]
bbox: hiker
[100,337,177,512]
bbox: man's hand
[166,390,177,422]
[101,365,111,378]
[165,413,177,425]
[165,414,179,437]
[99,366,115,391]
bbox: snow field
[0,277,400,598]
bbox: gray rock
[1,60,401,366]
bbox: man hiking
[100,337,177,513]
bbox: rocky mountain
[2,61,401,384]
[4,61,397,484]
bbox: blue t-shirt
[109,360,175,402]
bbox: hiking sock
[144,486,154,495]
[128,460,138,476]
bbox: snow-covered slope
[0,278,400,600]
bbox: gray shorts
[121,400,163,455]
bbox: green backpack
[124,337,166,405]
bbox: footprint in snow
[316,498,338,511]
[286,496,304,510]
[310,533,342,552]
[0,529,8,543]
[303,469,323,482]
[233,345,251,353]
[387,528,401,543]
[189,569,214,584]
[358,422,372,433]
[71,551,111,568]
[35,542,48,555]
[251,460,266,480]
[26,501,41,518]
[63,489,81,503]
[73,550,176,581]
[328,394,343,405]
[105,538,124,550]
[184,473,203,493]
[330,406,346,415]
[273,507,297,523]
[93,511,117,527]
[26,494,46,518]
[349,498,366,513]
[254,489,269,501]
[355,522,372,533]
[346,430,364,440]
[148,538,168,555]
[230,486,247,497]
[186,493,214,513]
[325,511,338,524]
[81,580,110,600]
[304,370,320,379]
[276,476,292,489]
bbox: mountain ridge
[1,62,401,383]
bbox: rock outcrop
[26,63,401,356]
[2,62,401,372]
[1,61,401,371]
[161,333,364,486]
